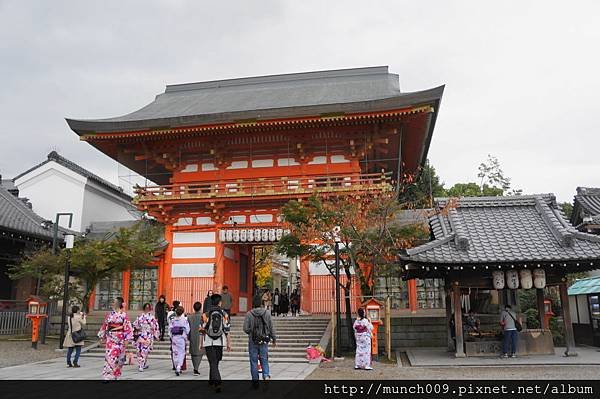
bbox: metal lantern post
[59,233,75,349]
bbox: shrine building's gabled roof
[65,66,444,134]
[13,151,132,202]
[571,187,600,228]
[399,195,600,271]
[0,185,58,241]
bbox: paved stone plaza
[0,356,317,380]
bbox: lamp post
[39,213,74,345]
[59,233,75,350]
[333,227,342,358]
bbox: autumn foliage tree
[275,190,429,347]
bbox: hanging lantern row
[492,269,546,290]
[219,228,290,243]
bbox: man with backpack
[243,295,277,388]
[201,293,231,391]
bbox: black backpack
[251,312,271,344]
[206,309,224,339]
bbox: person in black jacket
[202,290,214,314]
[155,295,168,341]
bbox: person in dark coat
[202,290,214,314]
[280,291,289,316]
[155,295,168,341]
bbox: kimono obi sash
[354,324,368,334]
[171,326,185,335]
[108,323,123,331]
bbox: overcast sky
[1,1,599,202]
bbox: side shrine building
[66,66,444,313]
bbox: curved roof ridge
[404,234,455,256]
[534,196,574,247]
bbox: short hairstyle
[193,301,202,312]
[115,297,125,309]
[222,285,228,290]
[173,300,180,309]
[143,303,152,311]
[175,306,185,316]
[505,305,512,309]
[70,305,80,316]
[253,295,262,309]
[210,294,222,306]
[158,295,166,301]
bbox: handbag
[70,316,87,343]
[507,311,523,332]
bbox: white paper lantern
[226,229,233,242]
[506,270,519,289]
[233,229,240,242]
[268,229,276,241]
[533,269,546,289]
[492,270,505,290]
[261,229,269,241]
[240,229,247,242]
[276,229,283,240]
[520,269,533,289]
[247,229,254,242]
[219,230,226,242]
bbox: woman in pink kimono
[97,297,133,381]
[353,308,374,370]
[132,303,160,372]
[169,306,190,376]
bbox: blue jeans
[502,330,518,355]
[67,346,81,365]
[248,341,270,380]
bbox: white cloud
[1,0,599,202]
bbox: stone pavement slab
[407,346,600,367]
[0,356,317,380]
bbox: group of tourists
[260,288,300,317]
[62,286,382,383]
[62,286,277,391]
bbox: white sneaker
[365,366,373,370]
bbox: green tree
[400,159,447,207]
[9,221,163,312]
[559,202,574,220]
[9,248,82,302]
[446,154,520,197]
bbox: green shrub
[523,308,540,329]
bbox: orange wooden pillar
[408,279,418,313]
[300,258,311,314]
[214,242,225,293]
[122,270,130,309]
[163,224,174,303]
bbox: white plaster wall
[81,181,138,230]
[14,162,86,231]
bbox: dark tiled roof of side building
[399,195,600,270]
[13,151,132,202]
[0,185,56,240]
[571,187,600,226]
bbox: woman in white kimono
[169,306,190,376]
[353,308,374,370]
